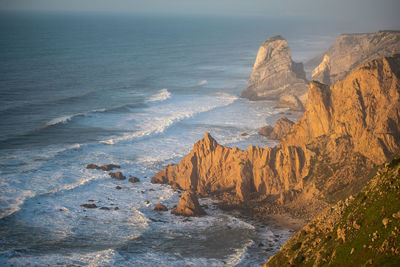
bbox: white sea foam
[146,88,171,103]
[100,93,238,145]
[46,115,74,126]
[46,108,106,126]
[197,80,208,86]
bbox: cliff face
[152,55,400,217]
[266,156,400,266]
[309,31,400,85]
[241,36,308,111]
[151,133,306,201]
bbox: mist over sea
[0,12,336,266]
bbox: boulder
[154,203,168,212]
[86,164,120,171]
[269,116,294,140]
[128,176,140,183]
[258,116,294,140]
[100,164,120,171]
[258,125,273,136]
[109,171,126,180]
[81,203,97,209]
[171,191,206,217]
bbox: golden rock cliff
[153,55,400,218]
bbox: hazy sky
[1,0,399,28]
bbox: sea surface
[0,12,336,266]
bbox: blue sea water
[0,12,336,266]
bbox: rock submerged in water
[154,203,168,212]
[81,203,97,209]
[109,171,126,180]
[171,191,206,217]
[86,164,120,171]
[128,176,140,183]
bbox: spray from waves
[100,93,238,145]
[46,108,106,126]
[145,89,171,103]
[197,80,208,86]
[0,163,98,220]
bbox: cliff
[308,30,400,85]
[152,55,400,218]
[266,156,400,266]
[241,36,309,111]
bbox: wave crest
[146,89,171,103]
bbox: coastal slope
[309,30,400,85]
[241,35,308,111]
[265,156,400,266]
[152,55,400,218]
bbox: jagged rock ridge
[241,35,309,111]
[308,30,400,85]
[152,55,400,218]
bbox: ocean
[0,12,336,266]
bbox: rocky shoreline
[80,31,400,265]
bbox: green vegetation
[266,156,400,266]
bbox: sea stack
[241,35,309,111]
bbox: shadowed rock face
[309,31,400,85]
[241,35,308,110]
[153,55,400,218]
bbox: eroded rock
[109,171,126,180]
[171,191,206,217]
[241,35,308,110]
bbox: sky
[0,0,399,28]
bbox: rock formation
[171,191,206,217]
[308,30,400,85]
[241,36,308,110]
[128,176,140,183]
[266,156,400,266]
[258,116,294,140]
[153,55,400,218]
[86,164,120,171]
[109,171,126,180]
[311,54,330,84]
[154,203,168,212]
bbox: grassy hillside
[266,156,400,266]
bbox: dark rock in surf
[81,203,97,209]
[154,203,168,212]
[109,171,126,180]
[128,176,140,183]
